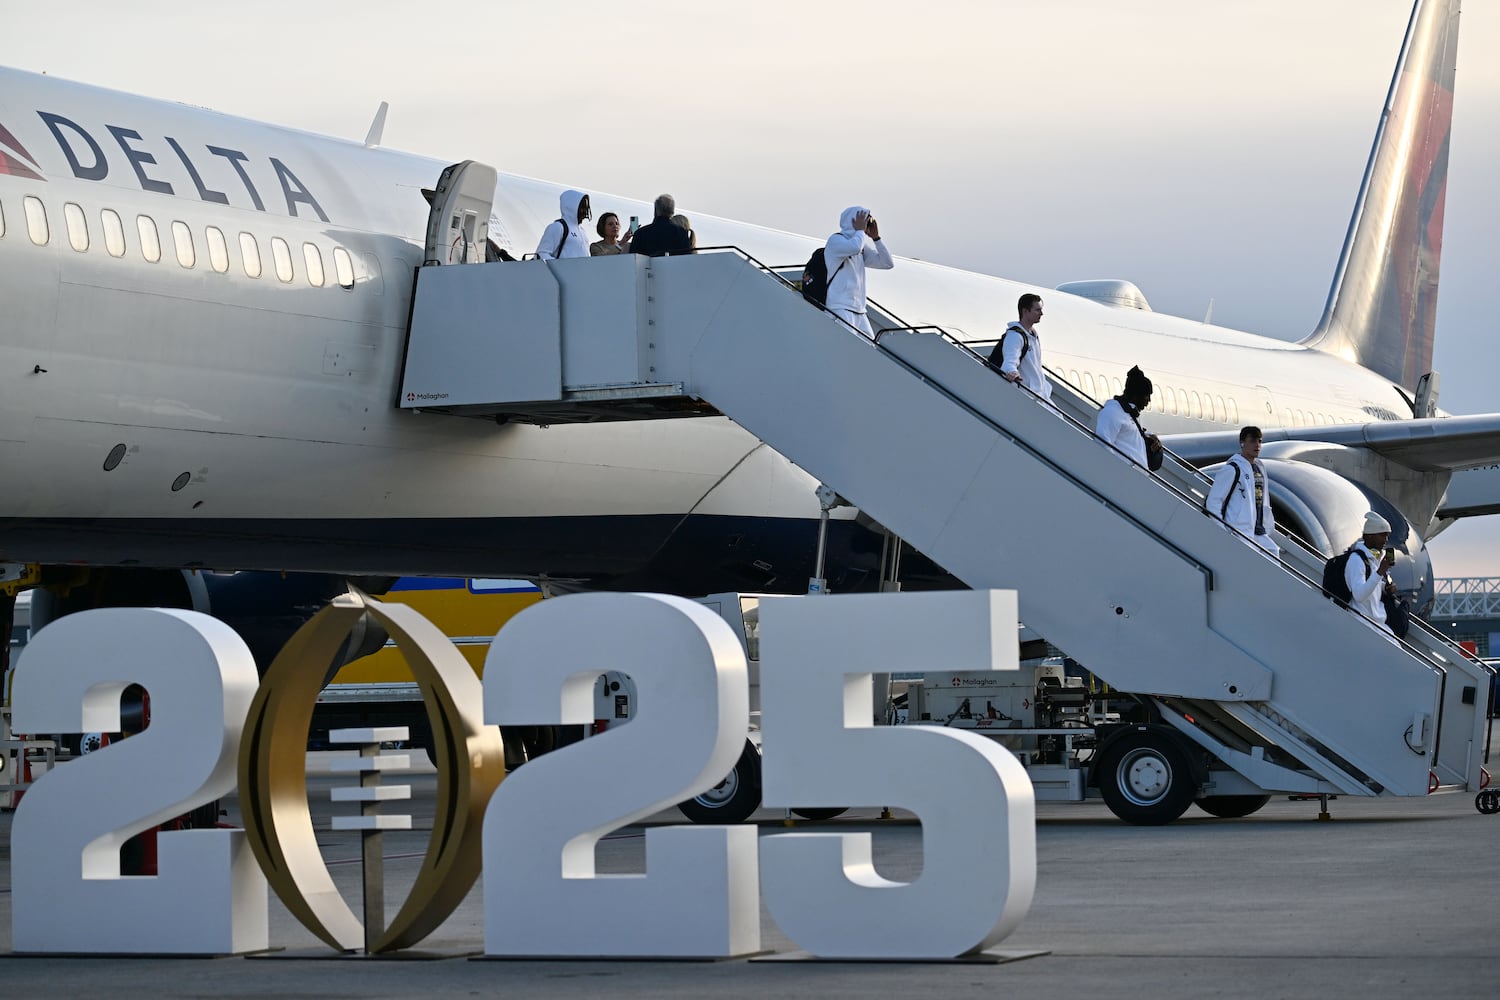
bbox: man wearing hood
[1094,366,1163,470]
[823,206,893,339]
[536,190,593,260]
[630,194,694,258]
[988,293,1050,401]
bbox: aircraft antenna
[364,102,389,148]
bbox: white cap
[1363,511,1392,534]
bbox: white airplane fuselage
[0,67,1429,581]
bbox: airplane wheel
[790,807,848,821]
[1476,789,1500,815]
[1096,731,1196,826]
[1195,794,1271,819]
[678,740,761,824]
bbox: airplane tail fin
[1301,0,1460,390]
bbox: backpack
[800,247,848,306]
[551,217,571,258]
[1321,548,1369,605]
[1207,461,1243,518]
[986,327,1030,373]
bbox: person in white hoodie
[823,206,893,338]
[987,293,1050,401]
[1205,426,1280,556]
[535,189,593,260]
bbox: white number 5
[758,591,1036,959]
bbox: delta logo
[0,121,45,181]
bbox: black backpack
[800,247,848,306]
[986,327,1030,373]
[1321,548,1369,605]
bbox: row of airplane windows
[0,193,1366,434]
[0,194,358,290]
[1063,372,1352,429]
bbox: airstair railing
[690,246,1479,683]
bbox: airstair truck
[396,233,1494,824]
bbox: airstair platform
[399,247,1493,801]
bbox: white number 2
[758,591,1036,959]
[481,593,760,958]
[10,609,267,955]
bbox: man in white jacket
[824,206,893,338]
[987,293,1050,401]
[1094,366,1162,469]
[1343,511,1398,633]
[1205,426,1280,556]
[535,189,593,260]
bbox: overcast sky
[5,0,1497,578]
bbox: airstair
[398,237,1492,803]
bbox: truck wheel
[678,740,761,824]
[1096,731,1196,825]
[1195,794,1271,818]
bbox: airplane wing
[1163,413,1500,473]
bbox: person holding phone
[1343,511,1400,634]
[823,206,893,339]
[589,212,634,256]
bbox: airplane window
[137,216,161,262]
[1190,391,1203,419]
[206,226,229,274]
[64,202,89,252]
[303,243,325,287]
[333,247,355,289]
[271,237,294,282]
[1229,398,1239,424]
[0,199,6,238]
[1164,386,1177,416]
[172,221,195,268]
[240,233,262,278]
[1082,373,1096,398]
[23,196,48,246]
[1213,395,1226,422]
[100,209,126,257]
[1111,377,1123,396]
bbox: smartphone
[1384,547,1396,562]
[628,215,639,234]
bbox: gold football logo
[237,589,505,953]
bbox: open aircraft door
[423,160,498,266]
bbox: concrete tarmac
[0,751,1496,998]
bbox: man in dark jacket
[629,193,693,257]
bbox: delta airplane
[2,0,1497,643]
